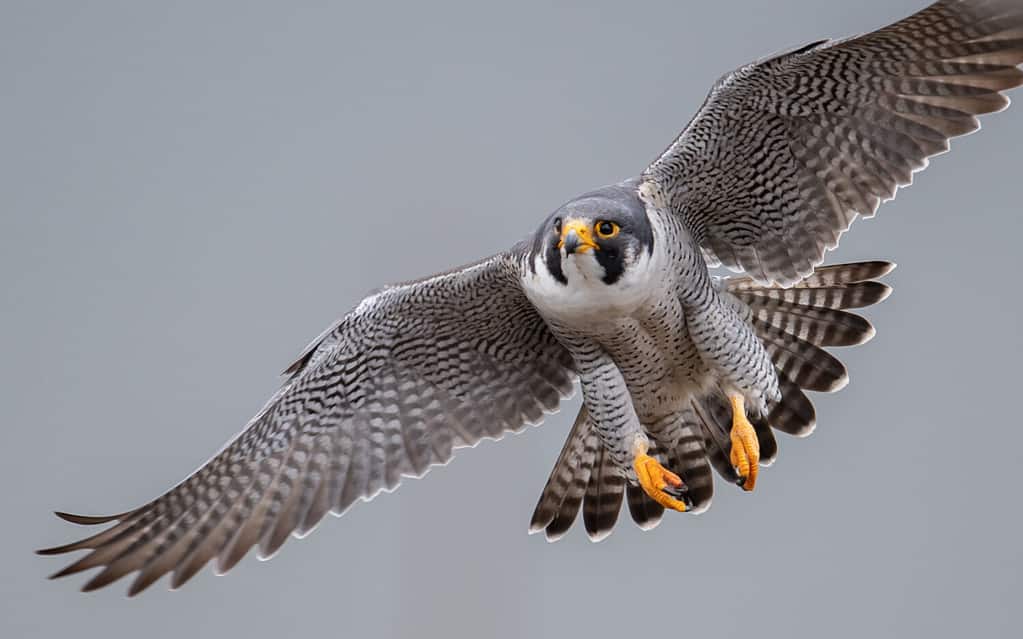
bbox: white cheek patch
[522,252,564,314]
[523,246,663,325]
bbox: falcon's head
[524,181,659,319]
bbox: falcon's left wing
[38,250,575,595]
[642,0,1023,286]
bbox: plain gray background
[3,1,1022,637]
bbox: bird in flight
[40,0,1023,595]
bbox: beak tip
[562,236,581,255]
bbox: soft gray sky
[3,1,1021,637]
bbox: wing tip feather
[53,511,123,526]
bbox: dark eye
[595,221,619,239]
[553,218,562,234]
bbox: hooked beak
[557,219,598,255]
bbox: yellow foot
[729,395,760,491]
[634,452,688,512]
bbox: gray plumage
[530,261,894,540]
[643,0,1023,285]
[40,0,1022,594]
[41,259,577,594]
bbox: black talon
[664,483,689,499]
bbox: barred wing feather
[38,251,575,595]
[643,0,1023,285]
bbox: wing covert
[642,0,1023,285]
[38,250,575,594]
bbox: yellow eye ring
[595,220,619,240]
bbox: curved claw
[729,395,760,491]
[634,453,689,512]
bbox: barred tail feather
[752,415,777,468]
[530,403,668,540]
[729,281,892,311]
[542,444,596,541]
[792,261,895,289]
[528,406,593,540]
[532,409,714,539]
[626,485,664,531]
[690,398,738,484]
[760,327,850,392]
[582,444,625,541]
[726,260,894,442]
[665,421,715,513]
[768,377,817,437]
[743,304,876,347]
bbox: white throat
[523,245,664,325]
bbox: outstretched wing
[642,0,1023,285]
[38,249,575,595]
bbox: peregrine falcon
[40,0,1023,594]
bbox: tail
[528,406,609,542]
[528,405,713,542]
[725,259,894,439]
[529,260,894,541]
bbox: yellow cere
[558,219,599,253]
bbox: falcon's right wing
[39,250,575,595]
